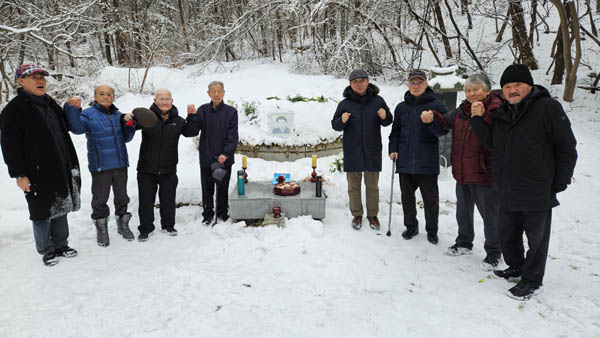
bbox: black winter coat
[331,84,392,172]
[388,87,447,175]
[0,88,81,220]
[188,102,238,167]
[136,104,200,174]
[470,85,577,211]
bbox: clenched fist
[342,112,351,123]
[471,102,484,117]
[377,108,386,120]
[420,110,434,123]
[187,104,196,115]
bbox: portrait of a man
[269,112,294,136]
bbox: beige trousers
[346,171,380,217]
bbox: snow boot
[93,217,110,247]
[116,213,135,241]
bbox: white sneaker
[445,243,473,256]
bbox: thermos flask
[315,176,322,197]
[237,170,245,195]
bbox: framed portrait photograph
[268,112,294,137]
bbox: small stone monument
[428,66,465,167]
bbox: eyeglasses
[409,80,425,86]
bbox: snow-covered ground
[1,58,600,337]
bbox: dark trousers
[32,214,69,255]
[455,183,501,256]
[497,208,552,286]
[91,167,129,219]
[399,173,439,234]
[137,172,178,234]
[200,165,232,219]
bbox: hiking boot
[351,216,362,230]
[162,227,178,236]
[55,245,78,258]
[446,243,473,256]
[93,217,109,247]
[116,213,135,241]
[506,281,541,301]
[402,228,419,239]
[493,266,522,281]
[367,216,380,230]
[138,232,153,242]
[42,252,58,266]
[218,213,230,222]
[202,217,213,226]
[480,254,502,271]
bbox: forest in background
[1,0,599,103]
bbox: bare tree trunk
[509,0,538,69]
[551,31,564,84]
[104,33,113,65]
[550,0,581,101]
[528,0,538,44]
[586,0,598,36]
[493,0,499,33]
[461,0,473,29]
[496,7,511,42]
[433,0,453,59]
[443,0,485,70]
[66,41,75,67]
[177,0,190,52]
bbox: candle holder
[242,167,248,183]
[310,166,317,182]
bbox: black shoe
[493,266,522,281]
[162,227,178,236]
[138,232,152,242]
[506,281,541,301]
[55,246,78,258]
[402,228,419,239]
[480,254,501,270]
[202,217,213,226]
[218,214,229,222]
[427,233,438,244]
[42,252,58,266]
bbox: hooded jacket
[469,85,577,211]
[331,83,392,172]
[388,87,447,175]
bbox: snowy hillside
[1,58,599,338]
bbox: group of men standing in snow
[0,61,578,301]
[0,64,238,266]
[332,64,577,300]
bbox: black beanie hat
[500,64,534,87]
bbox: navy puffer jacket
[388,87,447,175]
[331,84,392,172]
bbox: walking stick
[387,158,396,237]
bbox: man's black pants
[200,165,231,219]
[137,172,178,234]
[497,208,552,287]
[399,173,439,235]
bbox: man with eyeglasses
[388,69,447,244]
[186,81,239,226]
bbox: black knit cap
[500,64,534,87]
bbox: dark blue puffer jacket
[331,84,392,172]
[64,101,135,172]
[388,87,447,175]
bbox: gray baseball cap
[349,69,369,81]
